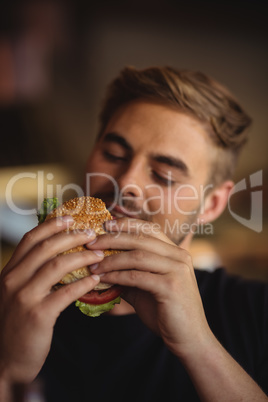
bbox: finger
[44,274,101,315]
[3,229,97,291]
[92,249,183,276]
[29,250,104,297]
[93,269,170,300]
[104,218,173,244]
[4,216,75,272]
[86,231,187,261]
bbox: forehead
[102,101,214,177]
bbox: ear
[197,180,234,224]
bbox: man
[0,66,267,401]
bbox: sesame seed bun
[45,196,120,290]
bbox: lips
[107,203,140,219]
[92,193,144,219]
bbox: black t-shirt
[39,268,268,401]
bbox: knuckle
[176,248,192,266]
[1,271,15,294]
[179,260,191,275]
[27,306,43,326]
[129,269,141,282]
[21,230,35,244]
[37,238,51,253]
[132,231,147,242]
[77,251,88,265]
[15,287,30,307]
[183,251,193,266]
[71,251,91,269]
[165,274,180,294]
[131,249,146,263]
[48,255,62,272]
[61,283,75,299]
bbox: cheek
[173,186,201,215]
[142,186,165,216]
[147,186,201,228]
[87,151,124,177]
[85,155,117,195]
[145,186,200,215]
[86,152,106,174]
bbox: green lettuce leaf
[75,297,121,317]
[37,197,60,224]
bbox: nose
[117,158,145,199]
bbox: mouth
[92,193,143,219]
[108,203,140,219]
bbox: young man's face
[86,101,216,245]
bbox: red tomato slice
[78,285,123,305]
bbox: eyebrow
[103,132,132,151]
[151,154,190,176]
[103,132,189,176]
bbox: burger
[37,196,122,317]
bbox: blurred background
[0,0,267,280]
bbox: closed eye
[103,150,128,162]
[152,170,175,186]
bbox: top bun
[45,196,120,289]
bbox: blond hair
[98,66,251,185]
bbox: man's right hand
[0,216,103,384]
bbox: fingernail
[85,229,95,238]
[105,219,116,225]
[86,237,97,246]
[104,220,117,229]
[60,215,74,222]
[93,250,104,257]
[91,274,100,281]
[90,263,99,271]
